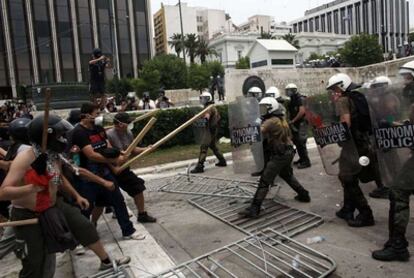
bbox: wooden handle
[41,88,52,153]
[0,218,38,228]
[105,110,157,130]
[124,117,157,157]
[119,105,212,171]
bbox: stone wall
[224,56,414,101]
[165,88,200,106]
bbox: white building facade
[290,0,410,54]
[208,33,258,68]
[153,3,230,56]
[247,40,297,69]
[295,32,351,63]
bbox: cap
[114,112,131,124]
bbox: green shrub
[129,104,229,149]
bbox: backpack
[347,90,372,135]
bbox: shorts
[89,82,105,97]
[115,169,146,197]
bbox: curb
[133,138,317,177]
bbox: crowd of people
[0,101,158,277]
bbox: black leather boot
[372,238,410,262]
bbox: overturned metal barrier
[148,174,257,198]
[88,265,134,278]
[188,188,324,237]
[152,228,336,278]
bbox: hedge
[116,104,230,149]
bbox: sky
[150,0,414,27]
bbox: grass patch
[131,143,232,169]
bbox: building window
[304,20,308,32]
[321,14,326,32]
[333,10,339,34]
[327,12,332,33]
[309,18,314,32]
[77,0,93,81]
[197,26,203,32]
[237,50,242,60]
[271,59,294,65]
[117,0,133,78]
[315,16,319,31]
[251,60,268,68]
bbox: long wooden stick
[0,218,38,228]
[119,105,212,171]
[124,117,157,157]
[41,88,52,153]
[105,110,157,130]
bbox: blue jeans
[74,173,135,237]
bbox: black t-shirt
[288,93,306,125]
[89,60,107,85]
[71,124,108,171]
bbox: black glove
[31,153,48,175]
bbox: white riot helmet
[259,97,280,116]
[247,86,263,99]
[285,83,298,97]
[399,61,414,78]
[265,86,281,99]
[200,91,212,105]
[326,73,352,92]
[370,76,392,88]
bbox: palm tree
[282,33,300,49]
[169,33,184,58]
[184,33,199,63]
[196,37,217,63]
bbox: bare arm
[341,113,351,127]
[78,167,115,191]
[89,56,105,65]
[290,106,306,124]
[0,149,43,201]
[0,147,7,158]
[0,160,11,171]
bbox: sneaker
[294,192,311,202]
[293,159,302,165]
[251,170,263,177]
[335,208,355,221]
[372,246,410,262]
[297,162,311,169]
[99,256,131,271]
[123,231,146,240]
[238,205,261,219]
[138,212,157,223]
[75,245,86,256]
[190,166,204,174]
[347,212,375,227]
[369,187,390,199]
[215,160,227,167]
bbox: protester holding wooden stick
[105,112,156,223]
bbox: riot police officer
[326,73,375,227]
[239,97,310,218]
[372,61,414,262]
[286,83,311,169]
[191,91,226,173]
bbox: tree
[307,52,325,61]
[282,33,300,49]
[106,77,133,100]
[188,64,210,92]
[184,33,199,63]
[169,33,184,58]
[339,34,383,67]
[235,56,250,69]
[196,37,217,63]
[141,54,187,90]
[409,32,414,43]
[259,31,275,40]
[206,61,224,78]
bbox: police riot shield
[306,95,361,176]
[365,84,414,189]
[192,116,212,146]
[228,96,264,173]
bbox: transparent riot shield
[306,95,361,176]
[192,117,212,146]
[228,96,264,173]
[365,84,414,189]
